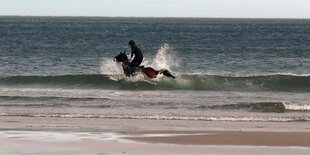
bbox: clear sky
[0,0,310,18]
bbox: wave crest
[207,102,310,113]
[0,74,310,92]
[1,113,309,122]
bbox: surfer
[128,40,143,68]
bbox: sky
[0,0,310,18]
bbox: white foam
[100,57,123,75]
[0,130,125,142]
[2,113,308,122]
[284,103,310,111]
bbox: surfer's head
[128,40,135,45]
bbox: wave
[2,95,308,113]
[0,74,310,91]
[205,102,310,113]
[0,95,111,108]
[0,95,110,102]
[1,113,309,122]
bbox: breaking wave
[206,102,310,113]
[0,113,309,122]
[0,74,310,92]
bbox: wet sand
[126,130,310,146]
[2,137,310,155]
[1,116,310,155]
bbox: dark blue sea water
[0,16,310,122]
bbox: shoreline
[2,116,310,132]
[1,116,310,154]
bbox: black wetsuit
[129,44,143,68]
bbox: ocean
[0,16,310,122]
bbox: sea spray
[148,43,180,71]
[100,57,123,75]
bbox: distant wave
[0,95,111,108]
[0,74,310,92]
[203,102,310,113]
[0,113,309,122]
[0,95,110,102]
[2,95,308,113]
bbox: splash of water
[100,43,180,76]
[146,43,180,70]
[100,57,123,75]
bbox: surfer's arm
[130,51,134,58]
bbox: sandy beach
[1,116,310,155]
[127,131,310,146]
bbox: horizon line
[1,15,310,20]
